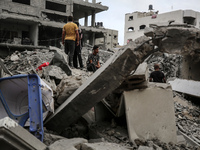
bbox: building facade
[124,9,200,45]
[0,0,118,49]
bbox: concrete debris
[169,78,200,98]
[49,46,72,76]
[124,83,177,144]
[48,138,88,150]
[174,92,200,146]
[145,52,182,80]
[117,62,149,91]
[56,69,90,105]
[0,117,46,150]
[138,146,153,150]
[45,36,155,133]
[4,49,54,75]
[0,25,200,150]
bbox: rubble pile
[145,52,183,79]
[3,49,54,75]
[81,46,114,66]
[174,92,200,145]
[88,120,200,150]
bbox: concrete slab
[124,83,177,144]
[0,117,46,150]
[117,62,149,91]
[81,142,129,150]
[169,78,200,98]
[45,36,154,133]
[48,138,87,150]
[125,62,148,84]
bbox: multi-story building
[124,9,200,45]
[0,0,118,50]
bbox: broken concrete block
[138,146,153,150]
[125,62,148,84]
[177,135,186,145]
[49,46,71,76]
[116,62,149,91]
[81,142,129,150]
[45,36,154,133]
[124,83,177,144]
[0,117,46,150]
[48,138,88,150]
[169,78,200,98]
[56,75,84,105]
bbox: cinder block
[124,83,177,143]
[0,117,46,150]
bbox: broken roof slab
[44,36,154,133]
[169,78,200,98]
[73,0,108,19]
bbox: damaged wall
[0,0,114,49]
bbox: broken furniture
[0,74,44,141]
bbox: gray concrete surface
[169,78,200,97]
[0,117,46,150]
[124,83,177,144]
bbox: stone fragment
[138,146,153,150]
[48,138,88,150]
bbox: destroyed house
[0,0,117,50]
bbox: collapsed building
[0,23,199,149]
[0,1,200,150]
[0,0,118,54]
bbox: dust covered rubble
[174,92,200,146]
[1,39,200,149]
[1,47,113,104]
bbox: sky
[81,0,200,45]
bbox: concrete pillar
[91,10,95,27]
[66,0,73,16]
[124,83,177,144]
[92,0,96,3]
[30,24,38,46]
[89,32,95,45]
[84,12,88,27]
[104,36,106,49]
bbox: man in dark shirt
[149,64,166,83]
[87,45,101,72]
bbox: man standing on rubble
[62,16,79,68]
[73,22,83,69]
[149,64,166,83]
[87,45,101,72]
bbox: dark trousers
[73,45,83,68]
[65,40,75,67]
[87,63,98,72]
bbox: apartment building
[124,9,200,45]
